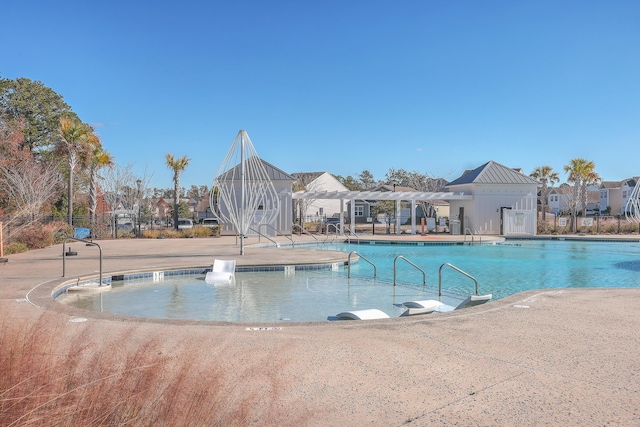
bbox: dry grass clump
[0,313,306,426]
[142,226,218,239]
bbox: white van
[177,219,194,229]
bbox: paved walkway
[1,235,639,425]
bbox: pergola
[292,190,472,235]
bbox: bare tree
[291,173,321,224]
[101,163,136,236]
[0,159,62,220]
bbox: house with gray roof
[445,161,540,235]
[600,178,638,216]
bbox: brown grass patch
[0,312,310,426]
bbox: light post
[136,179,142,237]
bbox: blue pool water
[58,240,640,322]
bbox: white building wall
[303,173,347,219]
[448,184,537,235]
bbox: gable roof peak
[447,160,539,186]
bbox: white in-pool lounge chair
[455,294,492,310]
[335,309,390,320]
[205,259,236,284]
[400,300,444,316]
[401,294,492,316]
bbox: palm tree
[564,158,598,232]
[530,166,559,223]
[165,153,190,230]
[87,134,114,225]
[56,117,90,225]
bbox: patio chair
[205,259,236,284]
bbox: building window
[355,206,364,217]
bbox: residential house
[151,197,170,224]
[548,185,599,215]
[291,172,349,222]
[600,178,640,216]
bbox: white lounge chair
[205,259,236,284]
[400,300,444,316]
[401,295,492,316]
[335,309,390,320]
[455,294,492,310]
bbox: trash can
[450,220,461,235]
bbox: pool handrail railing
[438,262,478,296]
[292,223,319,245]
[62,237,103,286]
[393,255,426,287]
[347,251,377,279]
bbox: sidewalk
[1,235,639,425]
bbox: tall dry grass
[0,312,308,426]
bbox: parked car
[201,218,219,227]
[325,216,342,225]
[177,219,194,229]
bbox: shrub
[16,223,57,249]
[4,241,28,254]
[141,227,216,239]
[183,226,214,238]
[51,222,75,244]
[116,230,135,239]
[90,223,112,239]
[143,229,181,239]
[620,222,640,234]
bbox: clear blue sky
[3,0,639,189]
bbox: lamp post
[136,179,142,237]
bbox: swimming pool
[57,239,640,322]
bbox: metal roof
[292,190,471,200]
[447,161,540,186]
[216,156,296,182]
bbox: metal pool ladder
[463,228,482,245]
[438,263,478,296]
[394,255,426,286]
[347,251,376,278]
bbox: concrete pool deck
[1,234,639,425]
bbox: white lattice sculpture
[625,178,640,223]
[210,130,280,254]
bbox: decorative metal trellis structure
[624,178,640,224]
[210,130,280,255]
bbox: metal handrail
[474,228,482,245]
[258,224,294,246]
[463,227,474,245]
[343,229,360,245]
[322,223,340,244]
[438,263,478,296]
[393,255,426,287]
[248,227,279,247]
[62,238,103,286]
[463,228,482,245]
[347,251,377,278]
[292,224,319,244]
